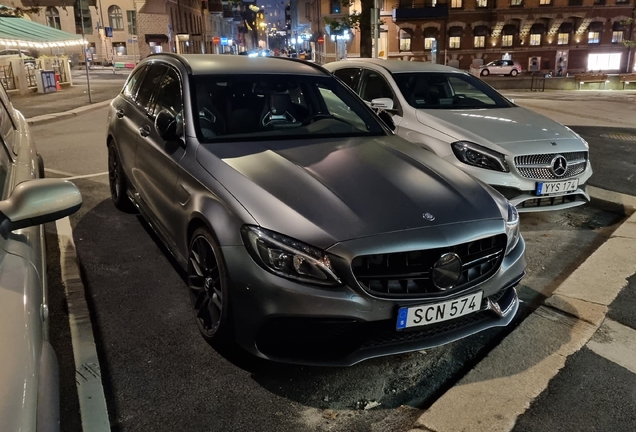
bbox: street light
[259,21,269,49]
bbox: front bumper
[221,233,526,366]
[442,154,593,212]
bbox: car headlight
[451,141,509,172]
[505,202,520,255]
[241,226,341,286]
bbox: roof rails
[146,52,192,74]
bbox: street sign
[213,36,220,44]
[105,27,113,37]
[317,36,324,44]
[221,37,228,46]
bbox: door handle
[116,109,125,118]
[139,125,151,137]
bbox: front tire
[480,69,490,77]
[188,228,231,342]
[510,69,518,77]
[108,142,135,212]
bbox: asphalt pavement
[11,82,636,432]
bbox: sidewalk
[10,75,125,119]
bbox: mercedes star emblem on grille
[550,155,568,177]
[432,252,462,290]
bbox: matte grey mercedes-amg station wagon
[106,54,526,366]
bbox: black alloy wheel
[108,143,134,212]
[188,228,230,341]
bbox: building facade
[8,0,245,63]
[311,0,636,73]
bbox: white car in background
[479,60,523,77]
[324,59,592,212]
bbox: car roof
[148,54,329,76]
[332,58,464,74]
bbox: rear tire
[481,69,490,77]
[510,69,518,77]
[108,142,135,212]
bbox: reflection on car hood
[416,106,584,150]
[198,136,503,249]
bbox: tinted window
[0,88,15,153]
[333,68,360,91]
[122,65,146,100]
[359,71,394,102]
[393,72,513,109]
[150,68,182,118]
[192,74,385,142]
[0,90,12,197]
[135,64,167,111]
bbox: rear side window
[333,68,361,91]
[135,64,168,112]
[0,88,15,155]
[150,68,182,118]
[122,65,146,100]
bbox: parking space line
[56,217,111,432]
[45,168,108,180]
[588,319,636,375]
[45,168,75,177]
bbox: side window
[318,86,367,131]
[359,70,394,102]
[0,89,12,197]
[150,68,183,118]
[135,64,168,113]
[333,68,361,92]
[122,65,146,100]
[0,88,16,155]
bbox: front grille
[520,193,585,209]
[351,235,506,299]
[514,151,588,180]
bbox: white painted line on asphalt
[56,217,111,432]
[45,168,75,177]
[44,168,108,180]
[413,306,603,432]
[65,171,108,180]
[588,319,636,375]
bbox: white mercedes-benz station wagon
[325,59,593,212]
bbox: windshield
[192,74,386,142]
[392,72,513,110]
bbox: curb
[26,100,112,126]
[411,187,636,432]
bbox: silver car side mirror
[0,179,82,233]
[371,97,394,111]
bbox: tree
[621,17,636,73]
[324,0,376,58]
[0,5,40,17]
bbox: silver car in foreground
[107,54,526,366]
[325,59,593,212]
[0,85,82,430]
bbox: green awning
[0,15,85,48]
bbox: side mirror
[371,97,394,111]
[377,110,396,131]
[155,109,183,141]
[0,179,82,233]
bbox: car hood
[197,135,504,249]
[416,106,587,153]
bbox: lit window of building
[474,36,485,48]
[557,33,569,45]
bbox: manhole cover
[599,133,636,142]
